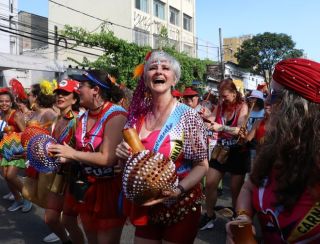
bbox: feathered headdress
[9,78,28,100]
[40,79,58,96]
[132,51,152,79]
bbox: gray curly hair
[143,50,181,81]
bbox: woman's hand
[162,187,182,198]
[225,217,255,244]
[209,122,223,132]
[115,141,132,161]
[48,142,76,161]
[238,126,248,139]
[142,188,182,206]
[55,156,69,164]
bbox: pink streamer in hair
[126,76,152,128]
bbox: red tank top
[252,173,320,243]
[215,103,243,139]
[7,110,21,132]
[255,119,266,143]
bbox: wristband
[217,125,225,132]
[236,209,249,217]
[176,184,186,194]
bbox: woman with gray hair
[116,50,208,243]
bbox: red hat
[172,90,182,97]
[257,83,267,91]
[273,58,320,103]
[54,79,80,94]
[0,87,10,93]
[183,87,198,96]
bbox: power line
[2,14,211,58]
[1,4,220,61]
[49,0,115,26]
[0,15,108,54]
[48,0,219,50]
[0,14,131,55]
[1,0,220,51]
[0,27,101,57]
[0,2,66,29]
[1,15,161,58]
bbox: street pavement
[0,175,232,244]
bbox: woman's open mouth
[153,79,165,84]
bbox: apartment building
[18,11,48,53]
[223,35,252,64]
[0,0,18,54]
[0,1,62,87]
[48,0,196,62]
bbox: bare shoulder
[14,110,24,119]
[104,112,127,130]
[239,102,249,113]
[42,108,58,122]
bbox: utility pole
[219,28,224,79]
[195,37,198,58]
[54,25,58,60]
[54,25,59,79]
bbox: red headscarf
[273,58,320,103]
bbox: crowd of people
[0,50,320,244]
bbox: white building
[48,0,196,63]
[0,0,18,54]
[0,0,65,88]
[224,62,265,91]
[242,73,265,91]
[0,0,22,87]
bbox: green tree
[60,25,215,89]
[235,32,303,83]
[158,26,169,49]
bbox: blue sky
[196,0,319,62]
[18,0,319,62]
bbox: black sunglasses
[55,90,71,96]
[270,90,283,104]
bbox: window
[183,14,192,31]
[154,0,165,20]
[10,35,17,54]
[135,0,148,13]
[169,39,179,51]
[184,44,193,56]
[9,0,15,13]
[169,7,179,26]
[0,75,3,87]
[153,34,160,49]
[134,28,149,47]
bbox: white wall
[0,0,18,54]
[2,69,55,88]
[242,73,265,90]
[48,0,197,63]
[48,0,132,63]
